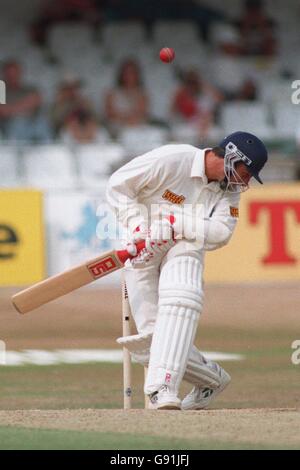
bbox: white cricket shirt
[106,144,240,251]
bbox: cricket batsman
[106,131,268,410]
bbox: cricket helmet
[219,131,268,186]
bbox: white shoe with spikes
[149,385,181,410]
[182,369,231,410]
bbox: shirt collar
[191,148,221,193]
[191,148,211,182]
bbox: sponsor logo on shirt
[230,206,239,218]
[162,189,186,205]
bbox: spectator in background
[51,75,92,135]
[104,0,225,41]
[235,78,258,101]
[0,60,52,143]
[60,108,111,146]
[235,0,277,56]
[31,0,102,46]
[105,59,149,135]
[171,69,223,138]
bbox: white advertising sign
[45,191,121,286]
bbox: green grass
[0,426,297,450]
[0,341,299,411]
[0,363,147,410]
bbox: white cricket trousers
[124,243,226,393]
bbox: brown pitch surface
[0,283,299,448]
[0,409,299,448]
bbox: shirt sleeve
[106,149,160,233]
[203,191,241,251]
[171,190,240,251]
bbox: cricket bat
[12,241,145,315]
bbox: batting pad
[116,333,152,366]
[184,346,227,389]
[117,334,227,388]
[145,255,204,395]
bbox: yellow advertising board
[205,183,300,282]
[1,185,298,286]
[0,190,45,285]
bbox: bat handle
[116,240,146,265]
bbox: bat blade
[12,241,145,314]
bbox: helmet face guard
[221,142,251,193]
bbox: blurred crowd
[30,0,277,50]
[0,56,261,145]
[0,0,285,146]
[30,0,225,45]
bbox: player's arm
[203,192,241,251]
[169,191,240,251]
[106,148,162,232]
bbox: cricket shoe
[148,385,181,410]
[182,368,231,410]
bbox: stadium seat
[153,21,199,50]
[172,42,207,69]
[58,45,105,79]
[170,123,223,146]
[208,54,247,93]
[267,0,299,27]
[48,23,94,60]
[20,46,47,80]
[33,65,63,105]
[106,41,155,67]
[144,63,178,121]
[147,85,178,123]
[220,102,274,140]
[206,0,243,16]
[259,157,298,182]
[260,80,294,107]
[83,65,116,114]
[273,104,300,139]
[170,123,200,146]
[23,145,77,190]
[132,42,158,68]
[152,21,207,68]
[118,125,169,155]
[101,22,146,62]
[102,21,146,48]
[76,143,125,188]
[209,22,240,48]
[277,26,300,77]
[0,145,20,187]
[0,26,31,58]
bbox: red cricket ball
[159,47,175,63]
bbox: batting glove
[129,219,176,268]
